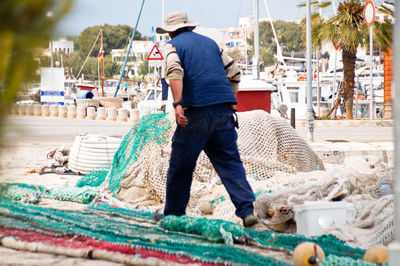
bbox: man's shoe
[243,214,258,228]
[153,212,165,222]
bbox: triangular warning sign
[147,45,164,60]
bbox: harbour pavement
[0,115,394,265]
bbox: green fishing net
[0,183,98,204]
[0,201,289,266]
[0,196,382,266]
[0,183,45,204]
[76,164,111,188]
[321,255,386,266]
[159,215,245,244]
[50,186,98,204]
[76,113,171,197]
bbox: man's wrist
[173,101,182,109]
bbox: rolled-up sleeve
[221,49,241,94]
[164,43,184,80]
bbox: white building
[51,38,74,54]
[110,41,154,77]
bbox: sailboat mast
[100,30,104,97]
[254,0,260,79]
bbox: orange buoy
[363,245,388,264]
[293,242,325,266]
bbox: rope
[77,31,101,79]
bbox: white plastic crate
[293,201,354,237]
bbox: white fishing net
[100,110,324,205]
[98,109,394,249]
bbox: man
[156,11,257,228]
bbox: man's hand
[175,105,188,127]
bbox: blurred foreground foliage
[0,0,72,121]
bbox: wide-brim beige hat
[156,11,198,34]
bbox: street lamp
[46,11,54,68]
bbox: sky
[56,0,316,38]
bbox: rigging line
[114,0,146,97]
[236,0,245,23]
[263,0,285,66]
[77,31,101,79]
[194,0,205,28]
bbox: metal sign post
[306,0,314,142]
[364,0,375,119]
[147,45,164,113]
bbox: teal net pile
[321,255,384,266]
[76,113,171,197]
[0,182,45,204]
[0,201,288,265]
[76,164,111,188]
[0,200,381,265]
[0,182,98,205]
[50,186,99,204]
[159,215,245,244]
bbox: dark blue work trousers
[164,104,255,219]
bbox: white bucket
[293,201,354,237]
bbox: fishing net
[76,164,111,188]
[75,110,396,250]
[77,113,171,197]
[0,183,45,204]
[0,183,98,205]
[0,201,290,265]
[3,110,393,264]
[0,199,375,265]
[91,110,325,208]
[253,166,394,250]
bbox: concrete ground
[0,115,394,265]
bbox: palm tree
[310,0,392,119]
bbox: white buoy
[86,107,96,120]
[18,103,27,116]
[58,105,67,118]
[41,105,50,117]
[118,108,128,122]
[107,107,117,121]
[50,105,59,117]
[129,109,140,123]
[76,106,86,119]
[67,106,77,119]
[96,107,106,120]
[25,104,34,116]
[33,104,42,116]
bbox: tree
[310,0,392,119]
[77,24,145,58]
[103,56,121,78]
[260,48,275,68]
[247,20,304,70]
[63,51,84,78]
[138,59,149,76]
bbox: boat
[269,70,334,119]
